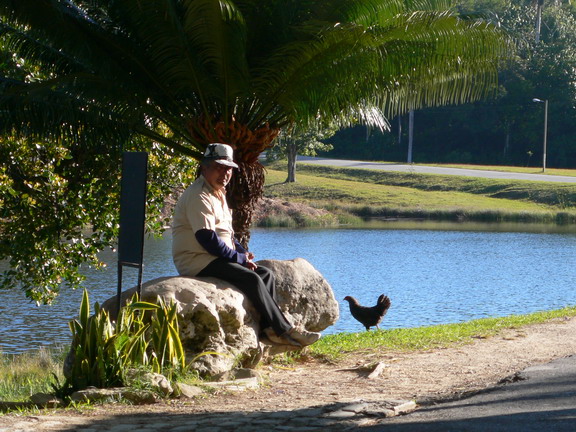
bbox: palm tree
[0,0,511,244]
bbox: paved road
[297,156,576,183]
[367,355,576,432]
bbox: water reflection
[1,221,575,354]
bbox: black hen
[343,294,391,331]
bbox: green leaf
[128,301,161,311]
[168,322,186,369]
[79,289,90,327]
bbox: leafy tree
[0,133,196,303]
[0,0,511,302]
[268,124,336,183]
[360,1,576,167]
[478,2,576,167]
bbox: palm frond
[248,3,511,128]
[0,0,513,150]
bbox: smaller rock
[212,367,262,382]
[326,399,416,419]
[174,382,205,399]
[125,370,173,396]
[144,372,173,396]
[364,407,396,418]
[0,401,36,411]
[121,390,159,405]
[30,392,64,408]
[340,401,370,413]
[235,367,261,379]
[367,362,388,379]
[499,371,528,383]
[70,387,125,403]
[392,400,417,415]
[325,409,358,418]
[70,387,159,405]
[201,376,260,391]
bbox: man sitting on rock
[172,143,321,348]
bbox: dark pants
[197,258,292,336]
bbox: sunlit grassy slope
[263,162,576,224]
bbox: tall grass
[0,347,65,402]
[344,204,576,224]
[256,212,342,228]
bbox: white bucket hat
[203,143,239,168]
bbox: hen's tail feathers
[378,295,391,308]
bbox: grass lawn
[265,169,554,212]
[305,306,576,362]
[264,162,576,225]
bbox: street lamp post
[532,98,548,172]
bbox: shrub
[58,290,185,395]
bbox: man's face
[202,161,234,191]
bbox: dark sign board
[118,152,148,265]
[116,152,148,313]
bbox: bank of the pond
[307,306,576,362]
[261,163,576,227]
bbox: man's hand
[243,251,257,270]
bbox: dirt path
[198,316,576,413]
[2,316,576,427]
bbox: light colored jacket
[171,176,234,276]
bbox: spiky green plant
[148,297,186,372]
[64,290,125,392]
[61,290,186,394]
[127,297,186,374]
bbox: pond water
[1,221,575,354]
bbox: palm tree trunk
[187,117,280,247]
[226,157,266,246]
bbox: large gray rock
[258,258,338,332]
[101,258,339,376]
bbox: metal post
[542,99,548,172]
[532,98,548,173]
[532,98,548,172]
[407,110,414,164]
